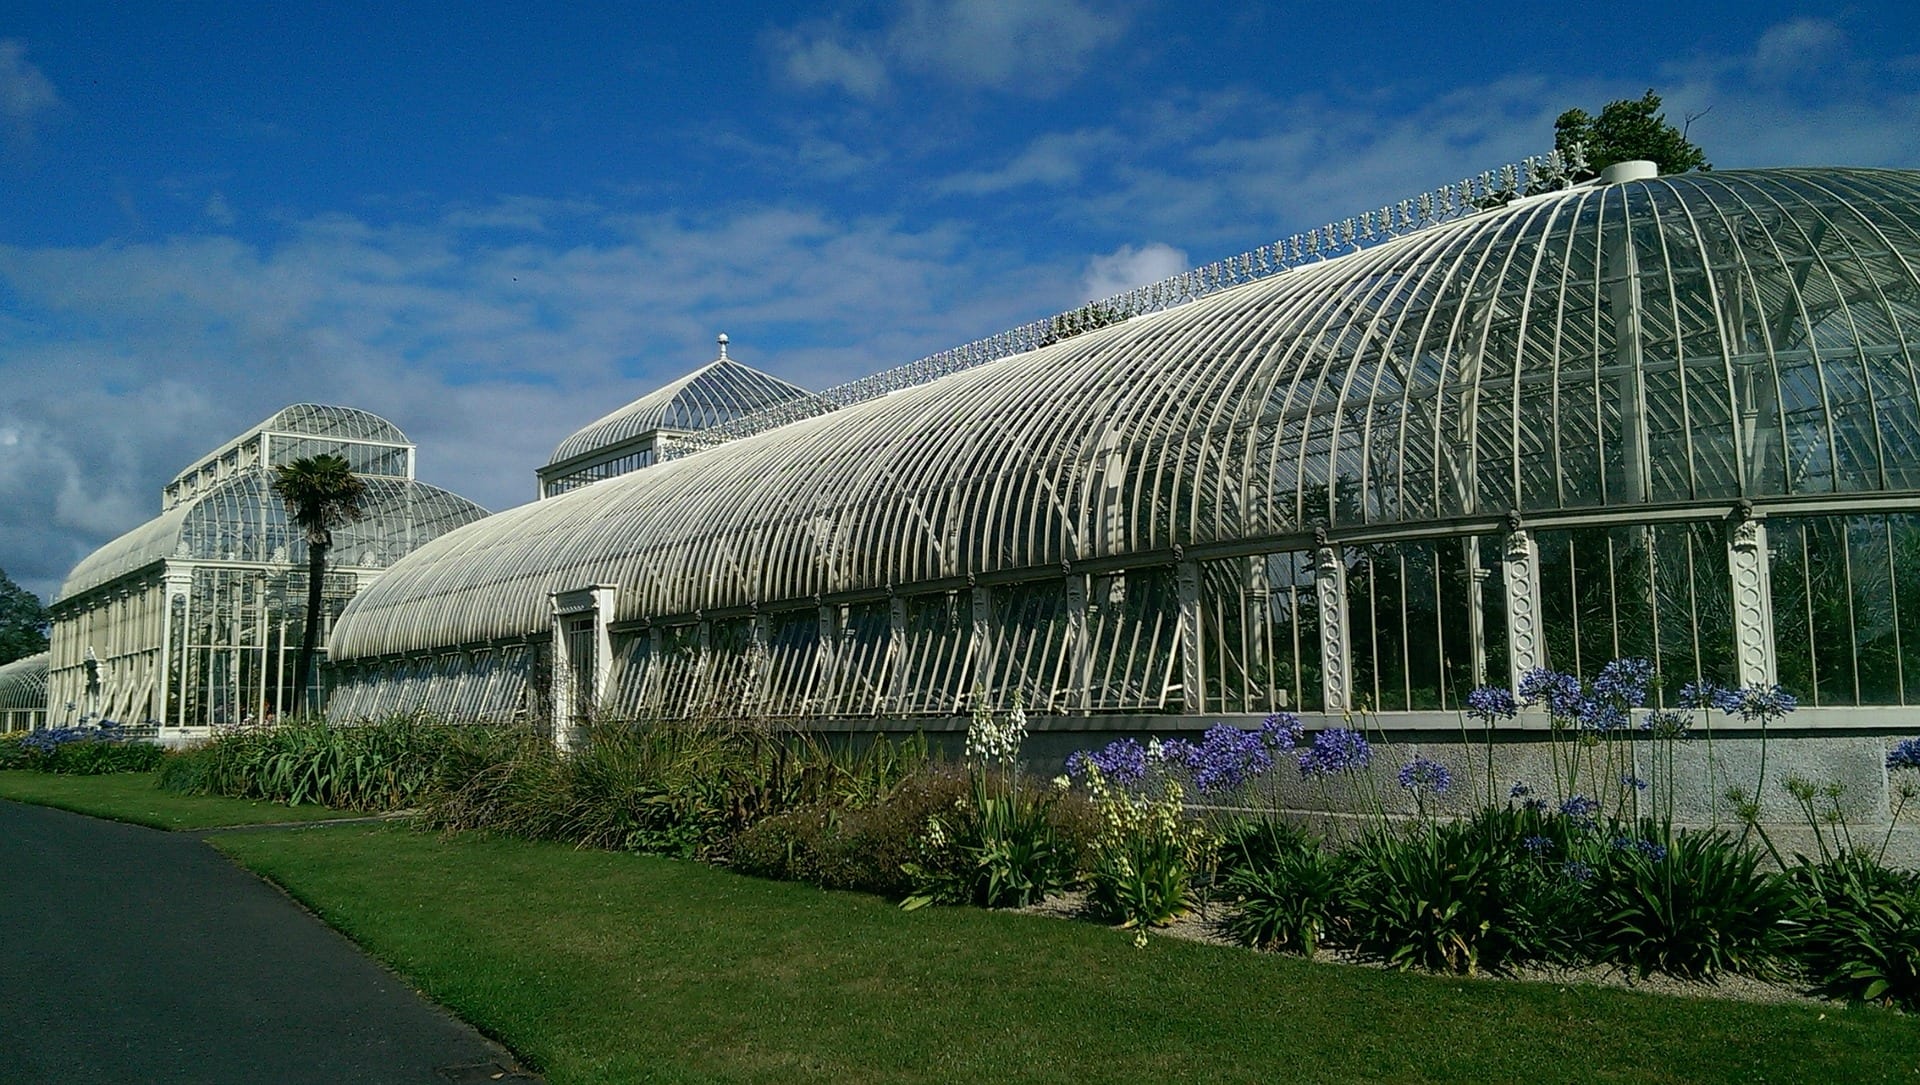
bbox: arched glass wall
[51,406,489,728]
[325,169,1920,726]
[0,653,49,731]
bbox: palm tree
[272,454,368,715]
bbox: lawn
[0,770,352,830]
[214,825,1920,1085]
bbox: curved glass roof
[167,404,410,491]
[546,354,818,468]
[0,652,49,711]
[58,472,489,603]
[334,168,1920,661]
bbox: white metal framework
[538,338,818,498]
[47,406,488,729]
[327,167,1920,726]
[0,653,49,732]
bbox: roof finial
[716,332,729,360]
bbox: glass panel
[1087,567,1178,712]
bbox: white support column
[969,580,992,704]
[1502,525,1544,686]
[1245,555,1271,706]
[816,601,839,713]
[1314,540,1352,714]
[886,593,908,714]
[1728,506,1778,688]
[167,571,193,728]
[550,583,616,753]
[1063,568,1088,712]
[1176,557,1204,714]
[749,607,772,715]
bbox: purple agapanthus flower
[1561,860,1596,884]
[1465,686,1519,724]
[1621,773,1648,792]
[1396,757,1453,797]
[1065,738,1149,785]
[1188,725,1274,793]
[1592,657,1654,709]
[1725,683,1798,724]
[1522,834,1554,855]
[1510,781,1547,811]
[1580,700,1628,732]
[1259,711,1304,751]
[1642,710,1692,739]
[1518,667,1586,718]
[1677,680,1724,712]
[1559,794,1600,818]
[1887,737,1920,771]
[1298,727,1373,778]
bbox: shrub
[1785,851,1920,1009]
[417,720,931,863]
[1221,837,1346,955]
[1336,806,1603,975]
[1339,819,1512,974]
[0,733,32,769]
[4,725,165,775]
[42,739,165,775]
[1593,826,1790,980]
[733,767,973,898]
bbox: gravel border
[1015,890,1829,1008]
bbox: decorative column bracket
[968,580,992,707]
[1176,557,1204,714]
[1502,522,1544,686]
[1728,503,1777,688]
[1313,538,1352,714]
[1064,568,1089,713]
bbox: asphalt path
[0,799,538,1085]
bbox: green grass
[214,825,1920,1085]
[0,770,352,830]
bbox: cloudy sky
[1,2,1916,601]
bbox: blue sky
[1,1,1916,600]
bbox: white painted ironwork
[325,167,1920,723]
[665,152,1586,458]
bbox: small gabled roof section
[545,336,818,469]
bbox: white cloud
[937,128,1121,195]
[0,197,1058,600]
[770,27,889,98]
[1080,242,1187,300]
[770,0,1130,98]
[0,39,61,146]
[1751,18,1845,76]
[888,0,1128,93]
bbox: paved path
[0,800,538,1085]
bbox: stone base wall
[800,711,1920,867]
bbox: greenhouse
[326,165,1920,762]
[47,405,489,732]
[0,653,49,732]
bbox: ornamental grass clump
[1766,742,1920,1009]
[1785,850,1920,1010]
[161,714,466,809]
